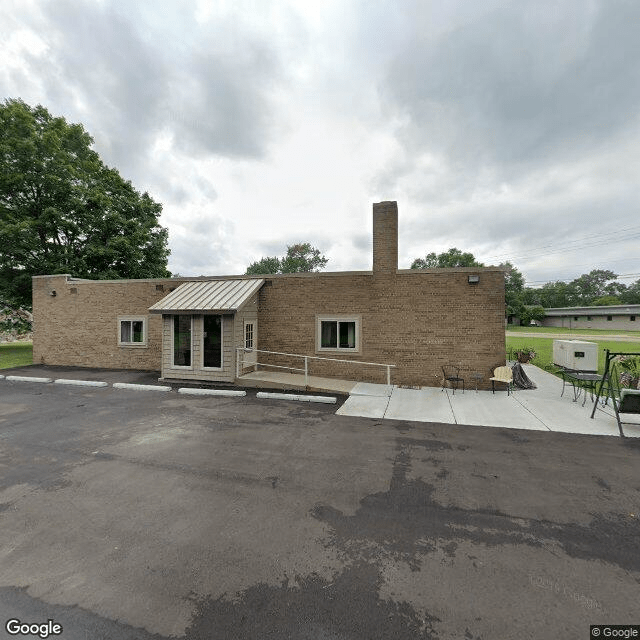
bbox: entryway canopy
[149,278,264,314]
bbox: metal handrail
[236,347,396,385]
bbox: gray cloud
[381,0,640,177]
[168,44,281,159]
[168,212,234,276]
[12,0,283,180]
[351,233,370,252]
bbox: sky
[2,0,640,287]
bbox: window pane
[245,323,254,349]
[339,322,356,348]
[174,315,191,366]
[132,321,144,342]
[321,321,337,348]
[203,315,222,368]
[120,321,132,343]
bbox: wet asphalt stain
[0,586,169,640]
[499,431,530,443]
[623,438,640,450]
[593,475,611,492]
[183,562,440,640]
[397,437,452,452]
[311,436,640,573]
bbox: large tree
[411,247,484,269]
[0,99,170,307]
[246,242,328,275]
[500,261,526,317]
[567,269,618,305]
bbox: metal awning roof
[149,279,264,314]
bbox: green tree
[411,247,484,269]
[519,305,545,326]
[0,99,170,307]
[246,243,328,275]
[620,279,640,304]
[536,281,574,308]
[592,295,623,306]
[568,269,618,305]
[245,256,282,275]
[501,261,525,317]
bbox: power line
[524,273,640,286]
[482,224,640,264]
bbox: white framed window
[316,315,361,353]
[172,314,193,368]
[245,322,254,349]
[118,316,147,347]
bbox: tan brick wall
[256,268,505,389]
[32,275,185,371]
[372,201,398,274]
[32,199,505,388]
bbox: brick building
[32,202,506,388]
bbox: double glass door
[172,314,222,370]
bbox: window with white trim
[118,316,147,347]
[316,315,361,352]
[245,322,254,349]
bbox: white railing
[236,348,396,385]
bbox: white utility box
[552,340,598,372]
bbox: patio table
[558,369,602,407]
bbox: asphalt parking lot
[0,369,639,639]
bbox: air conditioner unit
[552,340,598,372]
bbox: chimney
[372,201,398,274]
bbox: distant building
[542,305,640,330]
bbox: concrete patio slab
[384,387,455,423]
[448,390,550,431]
[336,363,640,437]
[336,394,390,419]
[350,382,394,397]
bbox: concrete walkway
[337,364,640,438]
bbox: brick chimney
[372,201,398,274]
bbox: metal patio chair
[442,365,464,394]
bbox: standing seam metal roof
[149,279,264,313]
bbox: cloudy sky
[2,0,639,286]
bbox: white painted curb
[113,383,172,392]
[54,379,109,387]
[256,392,337,404]
[0,375,4,380]
[6,375,53,383]
[178,388,246,397]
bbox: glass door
[173,315,192,367]
[203,315,222,368]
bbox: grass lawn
[0,342,33,369]
[506,334,640,376]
